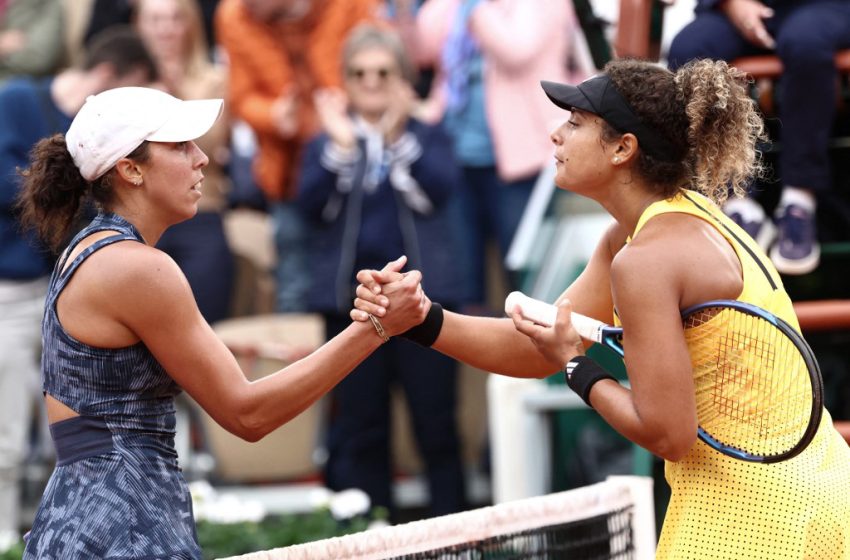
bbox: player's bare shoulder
[600,220,629,259]
[611,213,705,297]
[611,214,684,274]
[625,212,723,267]
[619,211,742,303]
[76,240,189,301]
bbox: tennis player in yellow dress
[629,190,850,558]
[350,58,850,558]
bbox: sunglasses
[346,66,397,82]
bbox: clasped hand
[350,256,430,336]
[352,256,587,367]
[507,299,586,371]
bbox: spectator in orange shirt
[215,0,378,311]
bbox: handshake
[351,255,591,386]
[349,256,590,358]
[349,255,442,346]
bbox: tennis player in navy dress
[17,87,428,558]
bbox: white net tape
[221,476,655,560]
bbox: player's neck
[599,178,665,235]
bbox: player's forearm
[433,311,558,378]
[235,320,385,441]
[590,382,697,461]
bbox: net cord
[222,476,656,560]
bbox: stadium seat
[793,299,850,332]
[613,0,850,98]
[613,0,656,61]
[729,51,850,117]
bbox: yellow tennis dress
[630,190,850,560]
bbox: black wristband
[563,355,617,408]
[399,303,444,347]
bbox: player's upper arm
[110,248,251,433]
[609,223,698,458]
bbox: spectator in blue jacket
[297,23,467,520]
[668,0,850,275]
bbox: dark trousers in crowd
[453,166,535,307]
[668,0,850,193]
[322,313,466,520]
[156,211,235,325]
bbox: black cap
[541,74,681,162]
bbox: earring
[133,178,143,186]
[613,157,620,164]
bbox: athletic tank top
[26,212,200,559]
[41,212,181,435]
[631,190,850,559]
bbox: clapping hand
[271,87,300,139]
[0,30,26,56]
[314,88,356,150]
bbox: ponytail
[18,135,149,251]
[602,58,767,205]
[603,59,692,198]
[16,134,114,251]
[674,59,767,205]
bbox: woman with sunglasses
[297,23,468,520]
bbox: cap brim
[541,80,596,114]
[147,98,224,142]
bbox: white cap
[66,87,224,181]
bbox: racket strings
[685,308,813,458]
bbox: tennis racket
[505,291,824,463]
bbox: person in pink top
[414,0,583,312]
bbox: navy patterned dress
[24,213,201,559]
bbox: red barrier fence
[794,300,850,444]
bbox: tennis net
[221,476,655,560]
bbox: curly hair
[602,58,766,205]
[16,135,150,251]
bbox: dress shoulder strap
[633,190,782,292]
[48,213,145,300]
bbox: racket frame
[506,292,824,463]
[679,299,824,463]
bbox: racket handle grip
[505,291,557,327]
[505,291,607,343]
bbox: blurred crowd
[0,0,584,537]
[2,0,848,541]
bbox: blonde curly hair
[601,58,766,206]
